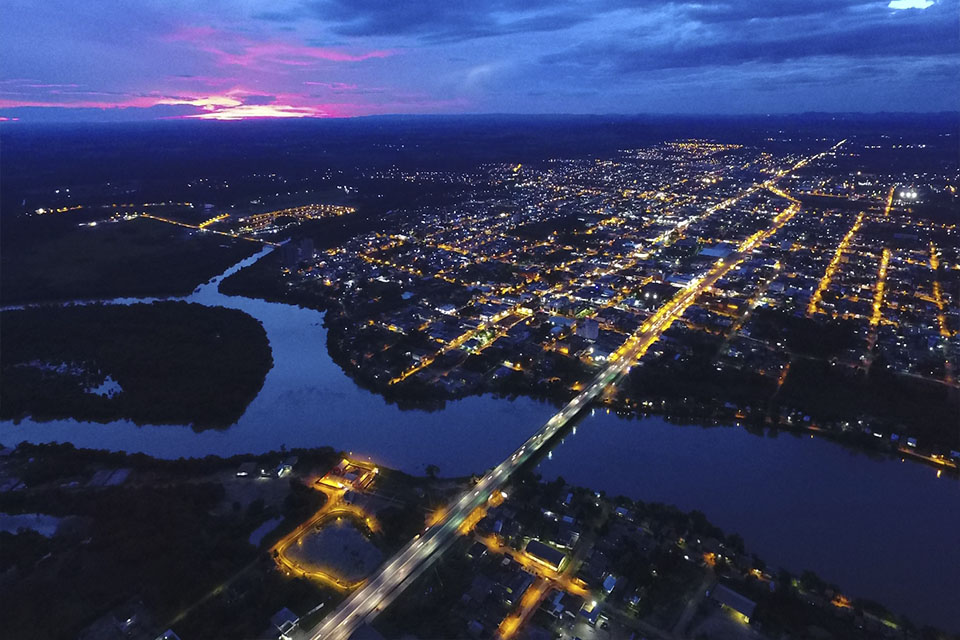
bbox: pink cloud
[165,25,394,70]
[156,93,243,110]
[0,83,369,120]
[169,75,240,87]
[302,81,359,90]
[0,95,171,109]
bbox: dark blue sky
[1,0,956,121]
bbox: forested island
[1,301,273,429]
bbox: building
[602,573,618,594]
[701,243,735,259]
[317,459,379,491]
[709,583,757,623]
[575,318,599,340]
[275,456,298,478]
[579,599,601,625]
[525,539,566,571]
[548,590,584,619]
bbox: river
[1,248,957,631]
[539,411,960,631]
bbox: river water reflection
[540,411,959,631]
[1,249,957,630]
[0,248,558,474]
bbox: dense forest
[0,214,259,305]
[0,301,273,429]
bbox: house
[499,567,535,606]
[556,522,580,549]
[275,456,298,478]
[466,620,484,638]
[709,583,757,623]
[602,574,618,594]
[236,462,257,477]
[580,599,601,625]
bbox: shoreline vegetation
[0,301,273,430]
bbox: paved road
[306,145,835,640]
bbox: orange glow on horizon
[187,103,326,120]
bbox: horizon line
[1,109,958,126]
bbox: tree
[425,464,439,479]
[726,533,745,555]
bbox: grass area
[0,215,259,305]
[283,517,382,582]
[0,301,272,429]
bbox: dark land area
[0,301,273,429]
[3,114,955,210]
[0,214,259,305]
[0,443,340,640]
[616,312,960,453]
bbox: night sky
[1,0,956,121]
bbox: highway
[306,145,835,640]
